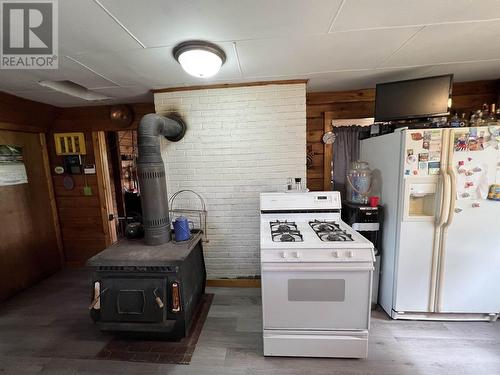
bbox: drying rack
[168,189,208,242]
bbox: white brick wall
[154,83,306,278]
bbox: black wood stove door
[100,278,166,322]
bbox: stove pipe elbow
[137,113,186,245]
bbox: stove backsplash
[154,83,306,278]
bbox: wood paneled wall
[0,92,62,302]
[48,103,154,265]
[0,92,58,133]
[306,79,500,191]
[52,103,154,132]
[47,130,108,265]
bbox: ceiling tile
[59,0,143,54]
[306,66,437,91]
[425,60,500,82]
[236,27,420,76]
[0,56,117,91]
[8,87,152,107]
[68,41,242,88]
[92,85,152,100]
[332,0,500,31]
[99,0,343,47]
[381,20,500,68]
[4,89,104,107]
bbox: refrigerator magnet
[472,202,481,208]
[429,152,440,162]
[411,132,423,141]
[469,138,481,151]
[454,207,463,213]
[454,132,469,151]
[422,141,430,150]
[428,161,440,175]
[418,153,429,162]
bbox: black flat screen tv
[374,74,453,122]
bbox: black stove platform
[87,231,204,267]
[86,231,206,340]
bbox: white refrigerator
[361,127,500,320]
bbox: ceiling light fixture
[38,80,113,101]
[173,40,226,78]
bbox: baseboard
[207,279,261,288]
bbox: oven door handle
[261,265,374,272]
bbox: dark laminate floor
[0,268,499,374]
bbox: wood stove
[87,231,206,339]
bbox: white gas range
[260,191,375,359]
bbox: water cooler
[341,201,383,308]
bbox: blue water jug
[173,216,191,241]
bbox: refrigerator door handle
[436,129,457,312]
[429,164,450,311]
[435,170,451,227]
[444,167,457,227]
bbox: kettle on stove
[173,216,192,241]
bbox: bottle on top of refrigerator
[449,112,460,128]
[485,103,497,126]
[459,113,469,127]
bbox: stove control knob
[294,251,301,258]
[280,251,287,259]
[347,250,354,258]
[333,250,341,258]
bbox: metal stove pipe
[137,113,186,245]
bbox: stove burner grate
[270,220,303,242]
[308,220,354,242]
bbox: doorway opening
[105,130,141,239]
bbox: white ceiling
[1,0,500,107]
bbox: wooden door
[0,131,63,301]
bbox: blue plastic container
[173,216,191,241]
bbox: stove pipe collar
[137,113,186,245]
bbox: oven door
[261,262,372,330]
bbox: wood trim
[39,133,65,266]
[206,279,261,288]
[323,112,334,191]
[92,131,118,246]
[152,79,308,94]
[107,132,126,217]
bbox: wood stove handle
[89,286,108,310]
[153,288,164,309]
[172,282,181,313]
